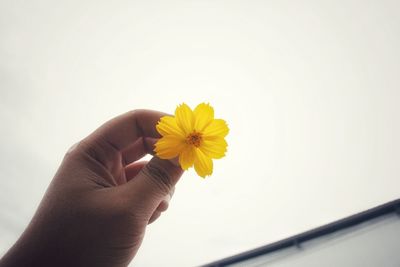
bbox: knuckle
[65,142,80,156]
[71,138,120,167]
[63,140,90,161]
[74,139,95,156]
[128,109,143,120]
[142,161,173,195]
[71,139,103,162]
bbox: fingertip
[148,211,162,224]
[156,199,170,212]
[168,157,180,168]
[128,156,183,201]
[143,157,184,191]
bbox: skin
[0,110,184,267]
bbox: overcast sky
[1,1,399,266]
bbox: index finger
[89,109,165,151]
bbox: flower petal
[154,136,186,159]
[193,103,214,132]
[156,116,185,137]
[203,119,229,138]
[194,148,213,178]
[175,103,194,135]
[179,145,196,170]
[199,137,227,159]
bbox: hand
[0,110,184,267]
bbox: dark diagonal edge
[201,198,400,267]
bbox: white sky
[0,1,399,266]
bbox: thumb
[125,156,183,215]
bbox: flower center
[186,132,203,147]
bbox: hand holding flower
[155,103,229,178]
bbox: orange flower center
[186,132,202,147]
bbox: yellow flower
[154,103,229,178]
